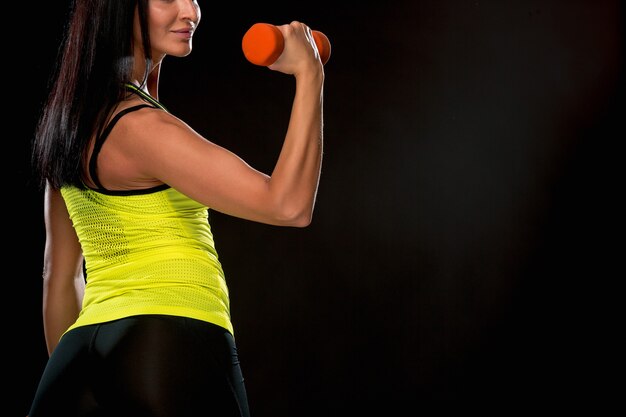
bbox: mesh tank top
[61,85,233,335]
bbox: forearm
[269,71,324,225]
[42,185,85,354]
[42,275,84,355]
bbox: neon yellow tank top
[61,185,233,335]
[61,85,232,335]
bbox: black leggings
[28,315,250,417]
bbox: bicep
[130,116,283,223]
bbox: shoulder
[116,105,184,131]
[110,105,197,147]
[103,104,211,175]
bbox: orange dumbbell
[242,23,331,66]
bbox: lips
[172,28,194,39]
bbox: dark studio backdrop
[13,0,622,415]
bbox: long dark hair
[32,0,153,190]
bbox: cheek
[148,11,175,38]
[148,19,169,46]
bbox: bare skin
[42,0,324,354]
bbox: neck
[132,58,162,100]
[125,82,168,111]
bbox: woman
[28,0,324,415]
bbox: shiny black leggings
[28,315,250,417]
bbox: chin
[173,46,193,57]
[166,50,192,58]
[159,41,193,58]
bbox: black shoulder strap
[89,104,155,190]
[124,83,168,111]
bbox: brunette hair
[32,0,153,190]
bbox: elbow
[274,203,314,228]
[290,212,313,228]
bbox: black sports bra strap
[89,104,156,190]
[124,83,168,111]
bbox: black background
[13,0,622,415]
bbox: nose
[180,0,200,25]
